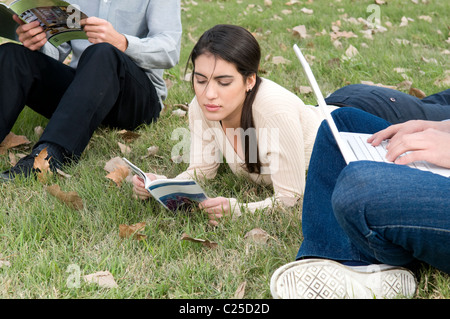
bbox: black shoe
[0,143,69,182]
[0,154,37,181]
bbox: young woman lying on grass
[132,24,337,225]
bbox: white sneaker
[270,259,417,299]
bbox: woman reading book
[132,24,339,225]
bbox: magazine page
[148,179,208,211]
[122,157,151,189]
[122,157,208,212]
[9,0,88,47]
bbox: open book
[122,158,208,212]
[0,0,88,47]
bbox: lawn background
[0,0,449,299]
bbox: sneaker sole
[270,259,417,299]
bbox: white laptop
[293,44,450,177]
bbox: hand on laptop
[368,120,450,168]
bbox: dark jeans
[325,84,450,124]
[297,107,450,274]
[0,42,161,159]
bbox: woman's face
[193,53,255,127]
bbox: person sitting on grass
[270,107,450,299]
[0,0,182,181]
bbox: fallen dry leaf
[418,15,432,23]
[292,25,309,39]
[244,228,270,244]
[119,222,147,241]
[83,271,118,289]
[285,0,301,5]
[234,281,247,299]
[299,86,313,94]
[0,259,11,268]
[399,16,414,27]
[34,148,53,183]
[342,45,359,60]
[333,39,343,49]
[34,126,44,138]
[8,152,17,166]
[56,168,72,179]
[434,74,450,87]
[106,165,129,187]
[330,30,358,41]
[0,132,31,155]
[421,56,437,64]
[181,233,218,249]
[118,142,131,155]
[117,129,140,143]
[300,7,313,15]
[409,87,426,99]
[360,81,398,90]
[272,56,291,65]
[46,184,84,210]
[34,148,51,172]
[147,146,159,156]
[172,109,187,117]
[397,80,413,90]
[104,157,127,173]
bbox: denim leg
[296,108,390,262]
[332,161,450,274]
[422,89,450,106]
[325,84,450,124]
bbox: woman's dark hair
[187,24,262,174]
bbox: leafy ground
[0,0,449,299]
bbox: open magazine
[0,0,88,47]
[122,158,208,212]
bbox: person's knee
[0,42,28,59]
[79,43,122,66]
[331,162,378,223]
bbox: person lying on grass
[132,24,337,225]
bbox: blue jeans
[325,84,450,124]
[297,107,450,274]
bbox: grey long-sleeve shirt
[41,0,182,105]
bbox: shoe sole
[270,259,417,299]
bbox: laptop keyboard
[341,132,450,176]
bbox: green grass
[0,0,449,299]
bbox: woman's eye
[195,79,207,85]
[219,82,231,86]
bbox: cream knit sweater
[175,78,337,216]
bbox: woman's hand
[80,17,128,51]
[199,197,234,226]
[368,120,450,168]
[14,15,47,51]
[132,173,157,200]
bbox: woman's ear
[246,73,257,92]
